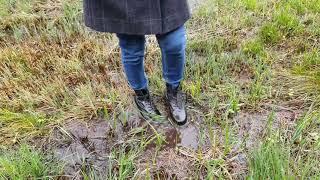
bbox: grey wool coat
[83,0,190,35]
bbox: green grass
[242,39,265,57]
[1,0,320,178]
[259,23,282,44]
[293,50,320,78]
[273,7,302,37]
[107,148,137,180]
[0,109,48,145]
[241,0,258,11]
[0,145,63,179]
[249,111,320,179]
[249,139,291,179]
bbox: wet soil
[234,109,299,150]
[46,120,111,178]
[227,109,300,177]
[45,99,203,178]
[44,95,301,179]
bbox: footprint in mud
[141,95,202,150]
[178,124,199,149]
[140,114,201,150]
[148,122,199,150]
[48,100,203,178]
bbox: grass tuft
[273,8,302,37]
[0,145,63,179]
[0,109,48,145]
[249,111,320,179]
[259,23,281,44]
[241,0,258,11]
[242,39,265,57]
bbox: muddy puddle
[234,109,299,149]
[46,105,202,178]
[47,120,111,178]
[143,120,200,150]
[44,91,300,179]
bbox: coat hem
[84,13,190,35]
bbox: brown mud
[44,92,300,179]
[45,97,204,178]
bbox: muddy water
[48,109,201,178]
[178,124,199,149]
[161,124,199,150]
[144,121,200,150]
[47,104,300,178]
[234,110,299,149]
[49,120,111,178]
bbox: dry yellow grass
[0,0,320,179]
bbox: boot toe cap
[173,110,187,124]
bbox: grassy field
[1,0,320,179]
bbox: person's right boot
[134,89,161,121]
[166,83,187,125]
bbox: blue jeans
[117,26,186,90]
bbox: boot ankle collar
[135,89,151,101]
[134,88,149,96]
[166,83,180,91]
[166,83,181,95]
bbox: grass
[0,109,48,145]
[0,145,63,179]
[249,111,320,179]
[293,50,320,80]
[107,148,138,180]
[259,23,282,44]
[0,0,320,178]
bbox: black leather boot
[166,83,187,125]
[134,89,161,121]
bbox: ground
[0,0,320,179]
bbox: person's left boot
[134,89,161,121]
[166,83,187,125]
